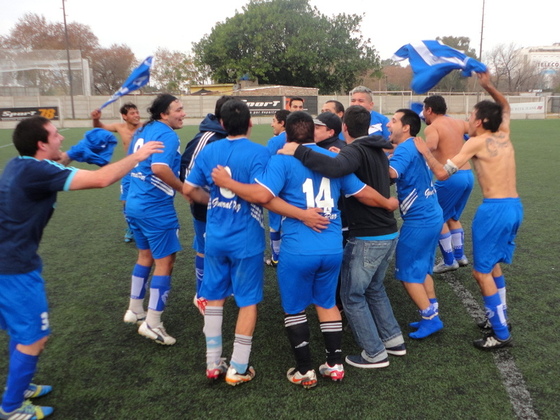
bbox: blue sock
[148,275,171,311]
[130,264,151,300]
[1,350,39,413]
[438,233,455,265]
[195,255,204,296]
[483,293,510,340]
[493,275,507,319]
[429,298,439,313]
[450,228,465,259]
[269,230,281,262]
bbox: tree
[90,44,136,95]
[434,36,478,92]
[193,0,379,94]
[485,43,542,92]
[151,48,205,94]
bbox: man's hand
[300,208,330,233]
[477,70,492,89]
[413,136,429,156]
[91,109,102,119]
[328,146,341,154]
[278,142,299,156]
[134,141,164,160]
[211,165,232,188]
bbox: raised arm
[69,141,163,190]
[478,71,510,134]
[91,109,120,132]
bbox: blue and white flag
[99,56,153,109]
[393,41,487,94]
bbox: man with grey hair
[350,86,390,139]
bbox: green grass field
[0,120,559,419]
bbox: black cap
[313,112,342,136]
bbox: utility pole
[62,0,76,119]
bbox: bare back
[466,130,518,199]
[425,115,471,170]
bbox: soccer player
[266,109,290,267]
[422,96,474,273]
[278,106,405,368]
[414,71,522,350]
[0,116,162,420]
[350,86,390,139]
[288,97,304,111]
[91,103,143,242]
[179,95,233,310]
[321,100,345,119]
[211,111,398,388]
[123,94,185,346]
[388,109,445,340]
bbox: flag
[66,128,118,166]
[99,56,153,109]
[393,40,487,94]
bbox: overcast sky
[1,0,557,62]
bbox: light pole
[62,0,75,119]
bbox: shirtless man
[423,96,474,273]
[414,71,523,350]
[91,103,142,242]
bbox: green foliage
[193,0,379,94]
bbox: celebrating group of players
[0,70,522,418]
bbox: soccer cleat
[206,358,228,380]
[386,343,407,356]
[409,317,444,339]
[138,321,176,345]
[345,355,389,369]
[225,366,255,386]
[456,255,469,266]
[318,363,344,382]
[23,384,52,399]
[433,259,459,274]
[264,258,278,268]
[286,368,317,389]
[473,334,513,350]
[123,310,146,325]
[124,227,134,243]
[477,318,512,332]
[0,400,53,420]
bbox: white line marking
[444,274,539,419]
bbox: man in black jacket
[279,105,405,369]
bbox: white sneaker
[138,321,176,345]
[286,368,317,389]
[123,310,146,325]
[457,255,469,266]
[433,259,459,274]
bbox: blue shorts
[395,219,442,283]
[473,198,524,273]
[201,253,264,307]
[128,216,182,259]
[120,173,131,201]
[268,210,283,232]
[277,252,342,314]
[435,170,474,222]
[192,219,206,254]
[0,269,50,345]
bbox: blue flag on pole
[99,56,153,109]
[393,40,487,94]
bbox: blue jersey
[369,111,390,139]
[389,138,441,225]
[125,121,181,221]
[256,144,365,255]
[0,157,77,274]
[186,137,270,259]
[267,131,287,155]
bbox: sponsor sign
[0,107,59,121]
[510,102,545,114]
[237,96,318,115]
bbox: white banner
[510,102,546,114]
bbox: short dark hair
[285,111,314,144]
[325,100,345,114]
[220,99,251,136]
[120,102,138,116]
[423,95,447,115]
[343,105,370,138]
[396,108,421,137]
[474,100,503,132]
[13,116,50,157]
[214,95,234,120]
[289,97,304,106]
[147,94,177,123]
[274,109,290,125]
